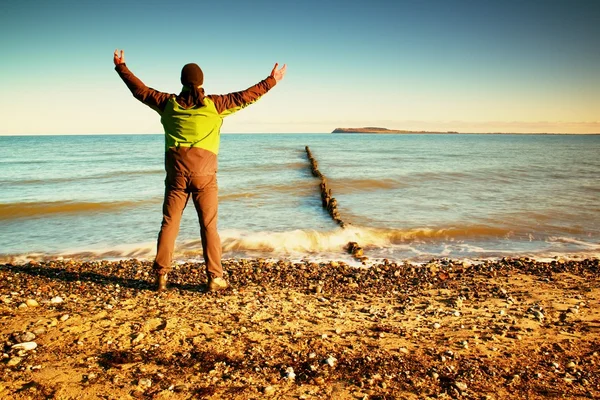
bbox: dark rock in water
[328,198,337,210]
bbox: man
[113,49,286,292]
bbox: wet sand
[1,257,599,399]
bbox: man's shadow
[0,263,210,293]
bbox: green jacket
[115,63,276,176]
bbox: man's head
[181,63,204,87]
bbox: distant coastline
[332,127,459,134]
[331,127,599,135]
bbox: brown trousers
[153,174,222,278]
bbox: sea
[1,133,599,265]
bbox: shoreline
[2,252,600,269]
[1,257,599,399]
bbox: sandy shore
[1,257,599,399]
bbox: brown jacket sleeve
[208,76,276,116]
[115,64,172,114]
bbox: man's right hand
[270,63,287,83]
[114,49,125,66]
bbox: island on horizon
[332,127,459,134]
[331,127,599,135]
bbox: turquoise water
[1,133,599,263]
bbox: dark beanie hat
[181,63,204,87]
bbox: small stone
[308,352,316,359]
[19,332,36,342]
[285,367,296,380]
[132,333,145,344]
[566,361,576,369]
[313,377,325,385]
[433,322,441,329]
[138,378,152,389]
[532,310,544,320]
[399,347,409,354]
[455,381,468,391]
[431,372,439,379]
[85,373,97,381]
[26,299,39,307]
[50,296,64,304]
[7,357,22,366]
[32,327,46,336]
[335,328,342,335]
[324,355,337,367]
[263,385,276,395]
[453,311,461,317]
[173,384,186,392]
[330,261,339,267]
[18,303,28,309]
[60,314,70,322]
[12,342,37,351]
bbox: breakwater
[305,146,367,262]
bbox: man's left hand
[114,49,125,66]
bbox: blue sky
[0,0,598,134]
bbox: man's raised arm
[113,49,171,114]
[209,63,287,117]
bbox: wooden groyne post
[305,146,367,261]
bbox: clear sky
[0,0,598,134]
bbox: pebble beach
[1,257,599,399]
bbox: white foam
[547,236,600,249]
[1,227,598,266]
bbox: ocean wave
[0,169,164,186]
[1,226,598,265]
[327,178,406,194]
[222,161,307,174]
[221,180,316,199]
[180,225,528,254]
[0,200,154,220]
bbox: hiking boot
[208,277,228,292]
[156,273,168,292]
